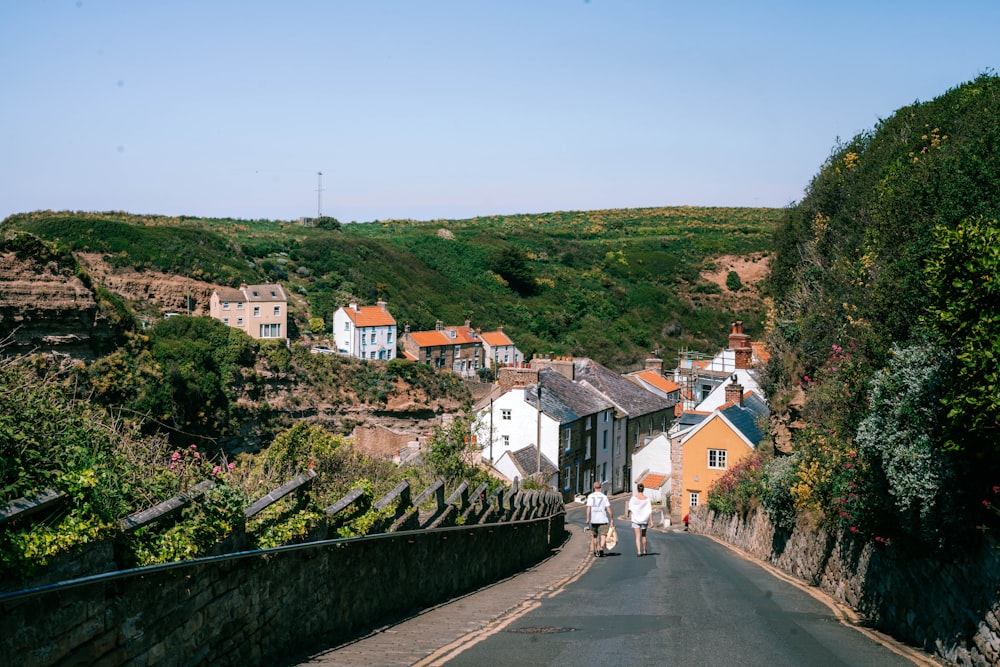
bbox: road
[302,498,941,667]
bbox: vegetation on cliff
[710,73,1000,550]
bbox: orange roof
[344,305,396,327]
[640,473,668,489]
[481,330,513,346]
[409,325,482,347]
[634,370,679,394]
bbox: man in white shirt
[585,481,612,557]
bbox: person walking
[628,483,652,556]
[585,481,612,557]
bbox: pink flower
[213,466,222,475]
[993,485,1000,494]
[189,444,197,450]
[228,462,236,470]
[171,452,181,461]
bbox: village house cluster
[472,321,769,525]
[207,288,767,525]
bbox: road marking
[413,528,595,666]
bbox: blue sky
[2,1,998,223]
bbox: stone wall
[692,507,1000,666]
[0,514,565,667]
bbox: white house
[480,326,524,369]
[630,432,672,503]
[474,386,561,481]
[333,300,397,361]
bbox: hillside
[1,206,779,371]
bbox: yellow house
[675,387,768,520]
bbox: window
[273,306,281,317]
[237,317,243,326]
[602,431,608,451]
[223,317,230,325]
[344,322,350,331]
[604,410,611,423]
[563,429,571,452]
[563,466,571,491]
[648,418,653,435]
[601,462,607,483]
[253,306,260,317]
[387,331,393,343]
[222,301,230,310]
[270,290,277,297]
[502,434,510,447]
[454,345,461,358]
[260,323,281,338]
[370,351,376,359]
[501,409,512,421]
[690,492,700,508]
[708,449,727,469]
[585,434,592,459]
[237,302,244,310]
[370,333,376,344]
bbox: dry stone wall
[692,507,1000,666]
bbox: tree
[923,216,1000,453]
[491,245,536,295]
[726,270,743,292]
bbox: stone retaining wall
[0,514,565,667]
[692,507,1000,666]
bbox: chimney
[725,375,744,407]
[404,322,410,335]
[349,301,359,312]
[729,320,752,370]
[644,351,663,374]
[435,320,444,331]
[465,318,472,329]
[377,299,387,311]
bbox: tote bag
[605,521,618,550]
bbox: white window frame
[501,409,512,421]
[708,449,727,470]
[690,492,700,507]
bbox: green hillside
[3,205,778,369]
[717,72,1000,550]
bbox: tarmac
[297,501,605,667]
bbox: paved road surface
[300,499,944,667]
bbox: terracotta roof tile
[633,370,680,393]
[481,330,513,346]
[639,473,668,489]
[345,305,396,327]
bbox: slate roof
[510,445,558,477]
[243,284,288,302]
[525,368,613,425]
[573,358,676,417]
[718,391,769,446]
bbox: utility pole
[535,381,542,474]
[317,171,324,218]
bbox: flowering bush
[708,453,766,516]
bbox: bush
[707,453,766,516]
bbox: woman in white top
[628,483,652,556]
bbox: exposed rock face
[0,250,118,359]
[75,253,219,317]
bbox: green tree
[923,216,1000,453]
[726,270,743,292]
[491,245,536,295]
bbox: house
[672,377,769,520]
[209,283,288,340]
[401,320,484,377]
[480,326,524,369]
[630,432,671,504]
[333,300,397,361]
[473,367,614,500]
[569,358,677,495]
[493,445,558,489]
[673,320,763,410]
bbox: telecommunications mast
[317,171,324,217]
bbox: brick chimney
[377,299,387,311]
[435,320,444,331]
[725,375,744,407]
[729,321,752,370]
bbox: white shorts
[632,522,648,530]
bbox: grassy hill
[2,205,779,370]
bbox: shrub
[707,453,766,516]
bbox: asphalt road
[437,498,934,667]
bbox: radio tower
[317,171,324,218]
